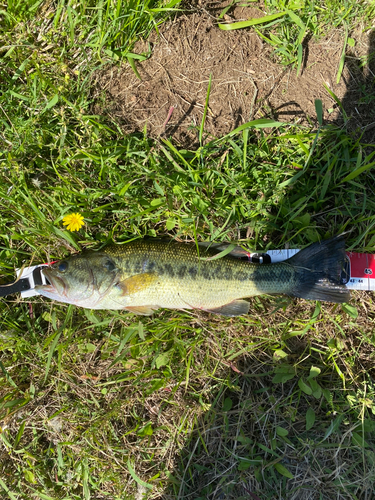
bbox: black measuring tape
[0,266,47,298]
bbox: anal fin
[206,299,249,317]
[124,305,159,316]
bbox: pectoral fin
[116,272,157,296]
[124,305,159,316]
[206,299,249,317]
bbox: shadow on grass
[161,27,375,500]
[162,303,375,500]
[341,29,375,147]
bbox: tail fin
[286,234,350,303]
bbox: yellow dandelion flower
[62,213,84,232]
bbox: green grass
[173,300,375,499]
[1,0,375,499]
[219,0,375,75]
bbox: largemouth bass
[36,235,349,316]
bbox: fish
[36,235,350,316]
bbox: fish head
[36,251,120,308]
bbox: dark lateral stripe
[177,265,187,279]
[188,267,197,278]
[163,263,175,277]
[124,258,254,282]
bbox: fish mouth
[36,268,67,298]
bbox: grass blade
[199,243,237,261]
[315,99,323,126]
[127,459,153,489]
[340,161,375,183]
[44,331,62,382]
[218,11,287,30]
[0,360,18,389]
[199,73,212,146]
[127,55,142,80]
[323,83,348,122]
[337,24,348,84]
[0,478,18,500]
[220,118,284,140]
[44,94,59,112]
[296,43,303,76]
[286,10,306,30]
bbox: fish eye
[58,261,68,272]
[104,259,116,272]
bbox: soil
[93,2,375,148]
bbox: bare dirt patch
[92,4,375,148]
